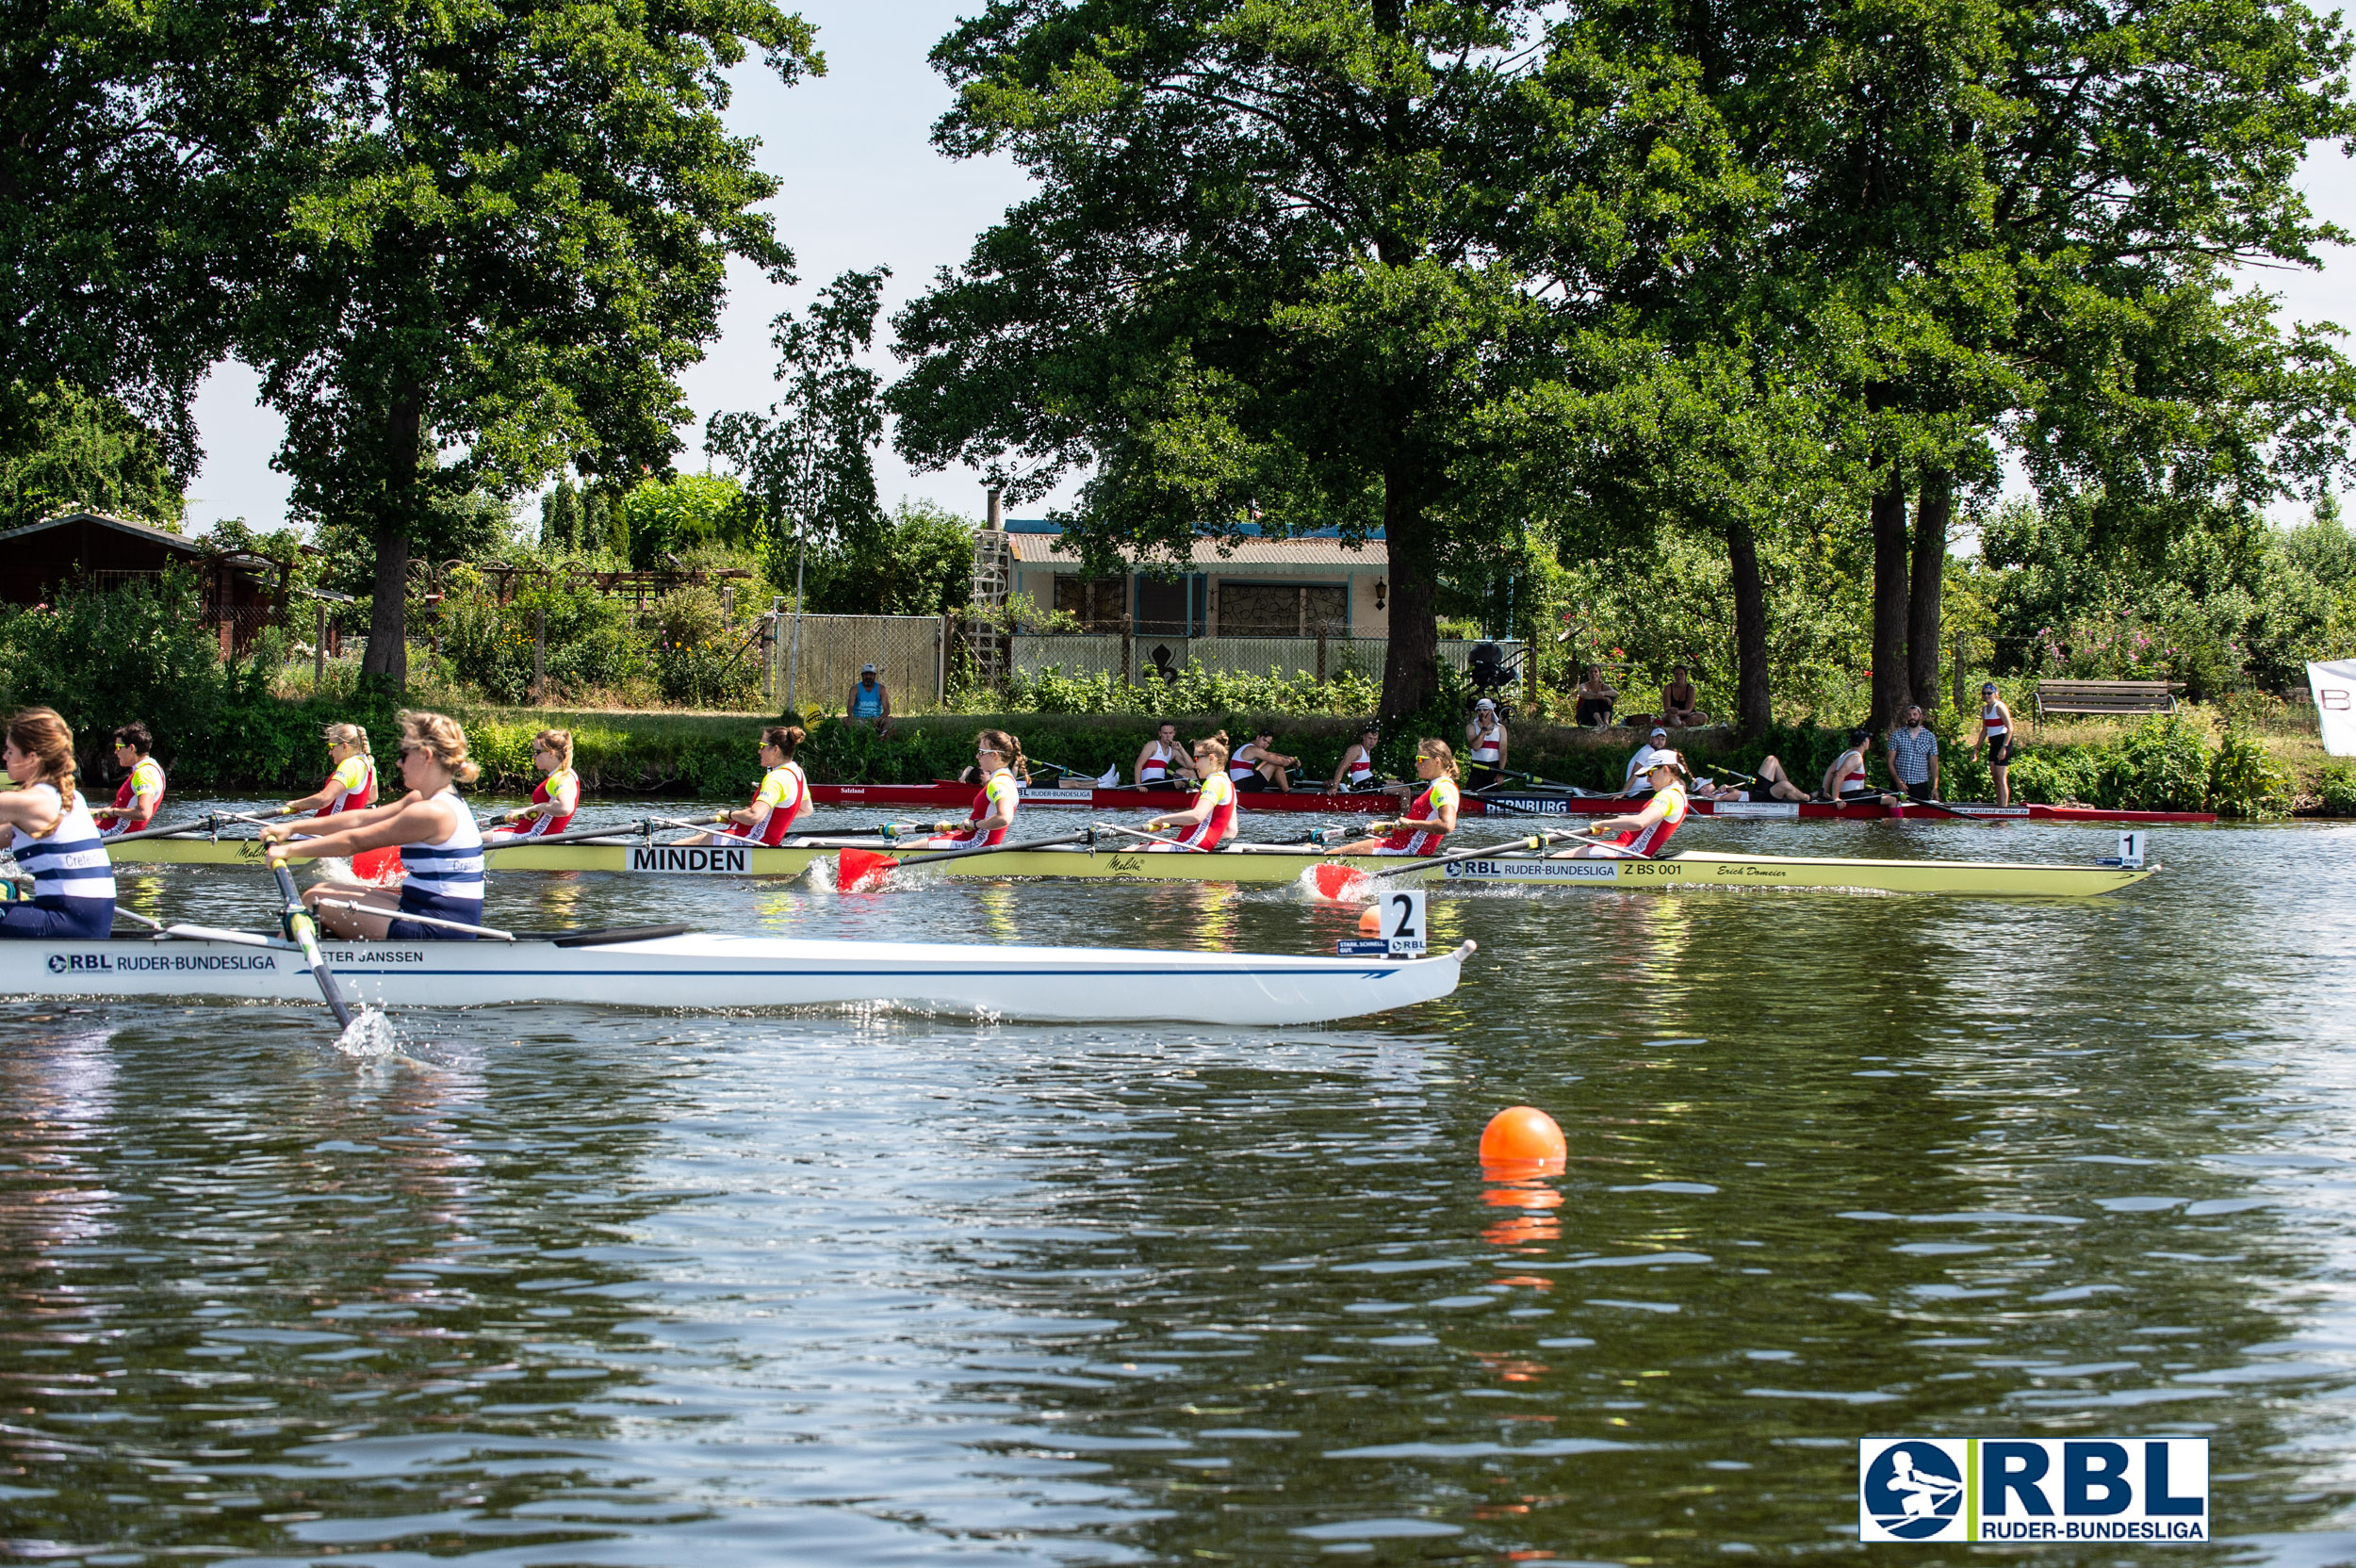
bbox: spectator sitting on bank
[1884,704,1940,802]
[1661,664,1703,727]
[1464,698,1509,789]
[1622,727,1678,793]
[1229,728,1299,792]
[846,665,892,730]
[1574,664,1618,727]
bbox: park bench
[2033,678,2184,727]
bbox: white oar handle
[315,898,517,942]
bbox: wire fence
[774,613,951,711]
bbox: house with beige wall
[1003,519,1391,637]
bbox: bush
[2315,764,2356,817]
[1004,661,1383,718]
[437,572,650,704]
[2205,728,2291,819]
[650,585,761,709]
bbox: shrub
[437,573,649,703]
[649,585,761,709]
[2205,728,2291,819]
[1003,661,1383,718]
[2315,764,2356,817]
[2093,715,2213,812]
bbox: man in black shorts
[1694,754,1810,802]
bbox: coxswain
[1143,734,1237,850]
[924,730,1022,846]
[1464,700,1508,789]
[682,726,808,846]
[1975,682,2017,807]
[0,708,116,939]
[262,710,484,940]
[1328,722,1383,793]
[1333,740,1461,856]
[282,723,397,880]
[486,728,581,842]
[1555,756,1687,857]
[1134,721,1195,789]
[1229,727,1298,792]
[94,722,164,834]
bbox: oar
[270,862,354,1030]
[1090,821,1213,853]
[103,808,292,847]
[313,898,516,941]
[1885,794,1996,825]
[111,907,288,948]
[836,828,1094,890]
[488,818,659,848]
[1306,826,1590,901]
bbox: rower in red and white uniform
[1144,734,1238,850]
[1133,722,1194,789]
[1556,756,1688,858]
[685,726,809,846]
[487,728,581,842]
[925,729,1023,847]
[282,722,400,881]
[1327,722,1383,793]
[1819,727,1895,805]
[1333,740,1461,856]
[94,723,164,835]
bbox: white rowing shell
[0,933,1474,1026]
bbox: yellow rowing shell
[104,836,2152,896]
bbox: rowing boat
[4,926,1474,1024]
[809,781,2215,825]
[103,833,2154,895]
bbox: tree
[0,381,187,529]
[619,473,757,568]
[539,477,584,551]
[707,266,891,593]
[799,498,977,617]
[222,0,822,685]
[892,1,1574,720]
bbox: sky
[175,7,2356,536]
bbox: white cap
[1475,697,1497,710]
[1650,727,1668,740]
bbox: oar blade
[837,846,899,891]
[1309,862,1370,903]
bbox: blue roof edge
[1004,518,1384,540]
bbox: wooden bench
[2033,679,2184,727]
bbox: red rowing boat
[805,780,2213,825]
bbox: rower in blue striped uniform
[0,708,117,939]
[262,710,486,939]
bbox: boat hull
[0,932,1471,1024]
[106,836,2154,894]
[809,781,2212,825]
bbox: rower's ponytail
[977,728,1023,776]
[535,727,576,769]
[1195,730,1231,771]
[320,722,371,755]
[6,708,78,811]
[399,710,481,784]
[1418,738,1459,779]
[761,725,804,760]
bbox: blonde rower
[284,723,396,880]
[1333,740,1460,856]
[263,711,484,940]
[1143,733,1237,850]
[926,731,1023,847]
[487,729,580,842]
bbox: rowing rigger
[103,826,2160,897]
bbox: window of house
[1216,581,1348,636]
[1051,575,1126,631]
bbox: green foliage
[2206,729,2292,819]
[436,573,649,704]
[314,490,519,598]
[1998,716,2286,816]
[799,498,976,616]
[0,381,186,529]
[621,473,758,568]
[2315,764,2356,817]
[649,585,761,709]
[1004,663,1383,719]
[539,477,585,550]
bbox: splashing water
[804,855,838,894]
[332,1005,402,1059]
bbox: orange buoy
[1480,1105,1566,1170]
[1357,905,1383,936]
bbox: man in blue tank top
[846,664,892,731]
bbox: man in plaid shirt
[1884,705,1940,802]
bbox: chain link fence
[774,613,951,712]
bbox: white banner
[2311,661,2356,756]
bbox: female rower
[1134,721,1195,789]
[1143,734,1237,850]
[1328,722,1383,793]
[1820,727,1894,805]
[283,723,396,880]
[95,722,165,835]
[682,726,808,846]
[486,729,580,842]
[1333,740,1460,856]
[1464,699,1508,789]
[262,711,484,940]
[926,730,1023,847]
[1556,756,1687,858]
[1230,727,1297,792]
[0,708,116,939]
[1975,682,2016,807]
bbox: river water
[3,803,2352,1565]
